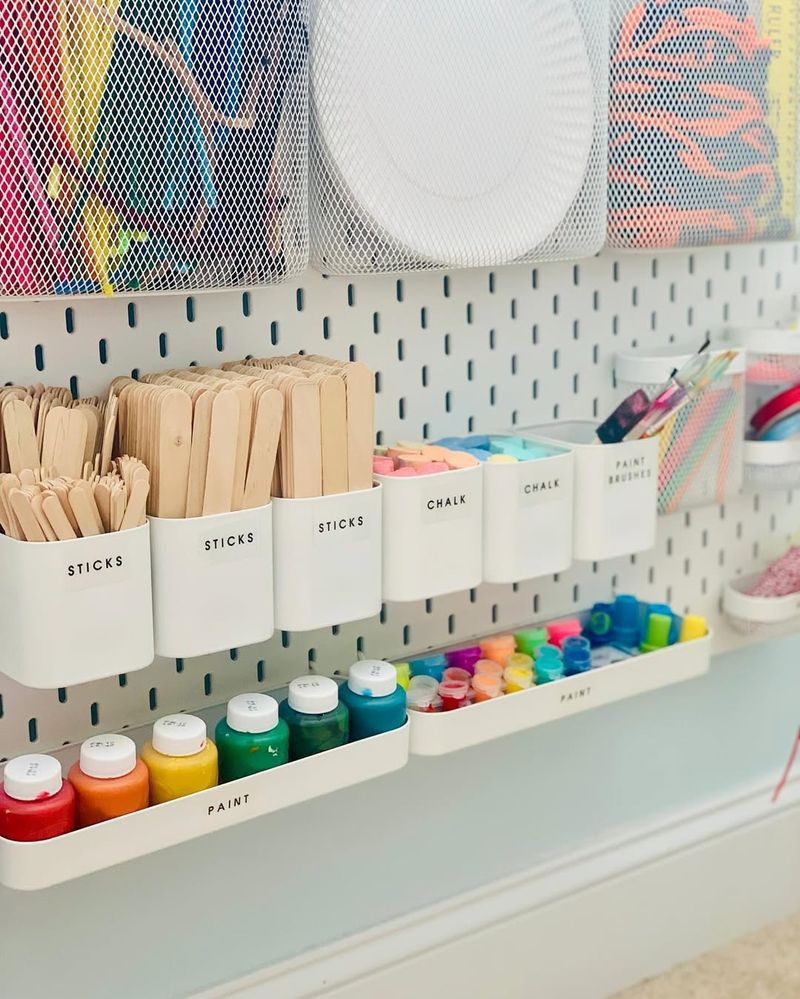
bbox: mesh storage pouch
[616,348,745,514]
[608,0,799,249]
[730,327,800,490]
[0,0,308,297]
[308,0,609,274]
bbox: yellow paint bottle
[140,715,218,805]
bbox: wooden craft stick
[9,489,46,541]
[202,390,238,516]
[68,483,102,538]
[185,390,214,518]
[4,399,39,473]
[42,493,77,541]
[30,492,57,541]
[243,388,282,509]
[155,389,192,518]
[119,478,149,531]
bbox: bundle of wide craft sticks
[113,354,375,518]
[0,457,149,541]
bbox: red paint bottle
[0,754,76,842]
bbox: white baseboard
[196,777,800,999]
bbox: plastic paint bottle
[513,628,548,657]
[480,635,516,665]
[503,666,533,693]
[640,614,672,654]
[547,619,583,649]
[445,646,482,675]
[407,676,441,712]
[472,674,503,702]
[393,662,411,690]
[473,659,504,680]
[679,614,707,642]
[140,715,218,805]
[438,679,470,710]
[563,636,592,676]
[535,653,565,684]
[0,754,75,842]
[443,666,472,685]
[410,654,447,682]
[279,677,349,760]
[611,595,641,651]
[215,693,290,783]
[68,734,149,827]
[338,661,407,740]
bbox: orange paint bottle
[68,734,149,828]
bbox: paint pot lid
[80,734,137,779]
[152,714,207,757]
[4,754,62,801]
[227,693,280,734]
[287,676,339,714]
[348,660,397,697]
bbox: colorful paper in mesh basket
[609,0,794,247]
[0,0,304,296]
[657,383,740,513]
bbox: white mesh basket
[0,0,308,297]
[616,347,745,514]
[608,0,799,249]
[308,0,609,274]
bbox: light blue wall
[2,637,798,999]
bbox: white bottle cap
[3,754,62,802]
[227,693,280,734]
[152,714,207,758]
[79,734,137,779]
[348,660,397,698]
[287,676,339,714]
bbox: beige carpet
[612,911,800,999]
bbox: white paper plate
[310,0,595,266]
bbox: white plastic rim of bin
[744,439,800,467]
[723,572,800,628]
[309,0,594,266]
[725,326,800,358]
[615,344,746,386]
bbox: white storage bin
[723,573,800,637]
[518,421,658,561]
[616,347,745,514]
[0,0,308,297]
[743,440,800,492]
[0,714,409,890]
[149,506,274,659]
[0,526,153,688]
[272,486,382,631]
[483,445,574,584]
[608,0,798,248]
[309,0,609,273]
[408,630,711,756]
[376,466,483,602]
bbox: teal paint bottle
[215,693,290,783]
[279,677,349,760]
[338,661,407,741]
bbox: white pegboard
[0,244,798,759]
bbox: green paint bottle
[215,693,290,783]
[279,677,349,761]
